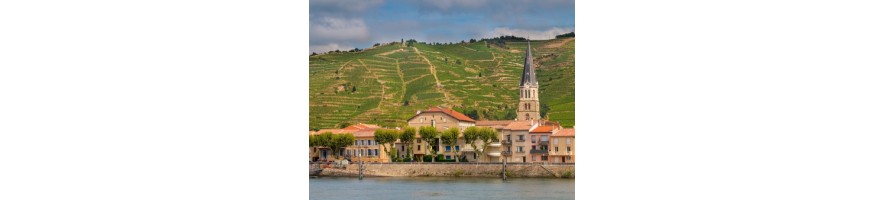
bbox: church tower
[517,41,541,120]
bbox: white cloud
[310,43,354,54]
[482,27,574,40]
[310,17,370,43]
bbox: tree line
[308,126,500,163]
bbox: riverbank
[314,163,574,178]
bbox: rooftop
[552,128,575,137]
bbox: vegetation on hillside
[309,36,575,129]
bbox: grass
[310,38,576,129]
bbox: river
[309,177,575,200]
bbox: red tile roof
[530,125,555,133]
[408,107,476,122]
[552,128,575,137]
[504,120,536,131]
[310,123,380,137]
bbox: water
[309,177,575,200]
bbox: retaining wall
[316,163,575,178]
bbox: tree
[540,103,550,119]
[440,127,461,162]
[315,132,334,160]
[469,38,477,43]
[399,127,417,162]
[462,127,480,162]
[311,52,318,56]
[337,122,352,129]
[464,127,499,162]
[374,129,401,162]
[418,126,440,162]
[328,133,354,159]
[477,127,499,162]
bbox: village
[309,43,575,165]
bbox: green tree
[477,127,499,162]
[440,127,461,162]
[418,126,440,162]
[315,132,334,159]
[374,129,401,162]
[462,127,480,162]
[399,127,417,162]
[328,133,355,159]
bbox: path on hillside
[412,46,451,104]
[395,59,406,102]
[358,59,385,111]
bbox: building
[529,125,556,163]
[309,123,391,163]
[401,107,477,161]
[549,128,575,163]
[517,42,541,121]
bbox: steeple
[517,40,541,121]
[520,41,537,86]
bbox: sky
[310,0,575,53]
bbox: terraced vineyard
[309,37,575,129]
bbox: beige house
[309,123,391,163]
[549,128,575,163]
[399,107,477,161]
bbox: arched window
[528,103,531,110]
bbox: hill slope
[309,37,575,129]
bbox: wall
[317,163,575,178]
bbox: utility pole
[358,151,364,180]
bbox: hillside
[309,37,575,129]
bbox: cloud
[310,0,385,18]
[310,17,370,43]
[483,27,574,40]
[310,43,354,54]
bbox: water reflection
[310,177,575,200]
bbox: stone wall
[317,163,575,178]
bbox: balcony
[502,140,512,145]
[501,151,512,156]
[530,149,549,154]
[516,139,526,142]
[538,141,549,145]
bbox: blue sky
[310,0,575,53]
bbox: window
[455,146,459,151]
[525,113,530,120]
[567,156,571,161]
[553,138,558,144]
[566,138,571,145]
[532,135,536,143]
[446,155,451,160]
[517,146,524,153]
[445,146,451,152]
[518,135,524,141]
[532,156,536,161]
[401,145,404,152]
[346,150,350,156]
[567,146,571,152]
[541,135,548,141]
[418,145,421,151]
[555,147,559,152]
[376,149,380,156]
[541,156,548,161]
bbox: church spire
[520,41,537,86]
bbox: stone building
[517,42,541,121]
